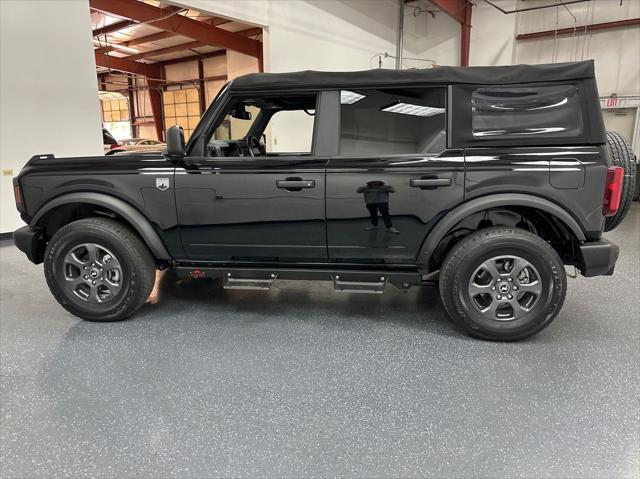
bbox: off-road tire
[439,227,567,341]
[604,131,636,231]
[44,218,156,321]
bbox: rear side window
[339,87,446,156]
[471,85,583,139]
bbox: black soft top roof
[230,61,595,92]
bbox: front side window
[471,84,583,139]
[339,87,447,156]
[207,94,317,157]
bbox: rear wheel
[439,227,566,341]
[44,218,156,321]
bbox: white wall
[402,5,461,68]
[514,0,640,96]
[174,0,399,72]
[0,0,102,234]
[401,0,639,97]
[470,0,518,66]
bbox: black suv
[13,61,626,341]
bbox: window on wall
[163,88,200,140]
[101,97,129,122]
[100,95,131,140]
[471,84,583,139]
[339,87,447,156]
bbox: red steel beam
[122,27,262,62]
[427,0,468,25]
[155,49,226,67]
[117,25,259,49]
[460,2,471,66]
[92,19,136,37]
[148,79,164,141]
[95,51,161,77]
[517,17,640,41]
[124,16,231,47]
[90,0,261,58]
[124,30,176,47]
[125,41,206,61]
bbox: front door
[176,91,328,262]
[326,87,464,264]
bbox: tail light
[602,166,624,216]
[110,143,120,149]
[13,179,24,213]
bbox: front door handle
[276,178,315,191]
[410,177,452,189]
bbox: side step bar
[333,276,386,294]
[175,265,426,292]
[223,274,277,290]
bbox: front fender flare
[417,193,586,270]
[30,192,171,260]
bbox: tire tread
[604,131,636,231]
[44,218,156,322]
[439,226,567,341]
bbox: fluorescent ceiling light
[341,90,365,104]
[382,103,445,117]
[93,39,140,55]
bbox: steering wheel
[247,136,266,157]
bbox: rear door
[325,87,465,264]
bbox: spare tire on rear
[604,131,636,231]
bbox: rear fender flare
[417,193,586,269]
[30,192,171,260]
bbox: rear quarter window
[471,85,583,140]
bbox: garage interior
[1,0,639,477]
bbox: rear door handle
[410,177,452,189]
[276,179,315,191]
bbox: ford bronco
[13,61,627,340]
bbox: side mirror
[165,125,185,158]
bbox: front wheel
[439,227,567,341]
[44,218,156,321]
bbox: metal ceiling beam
[427,0,469,25]
[90,0,262,59]
[517,17,640,41]
[110,24,257,49]
[120,27,262,62]
[92,19,136,37]
[125,41,206,61]
[124,30,176,47]
[483,0,589,14]
[154,49,226,67]
[94,51,161,77]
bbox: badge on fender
[156,177,170,191]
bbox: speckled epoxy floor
[1,205,638,478]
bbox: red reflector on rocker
[190,269,205,279]
[603,166,624,217]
